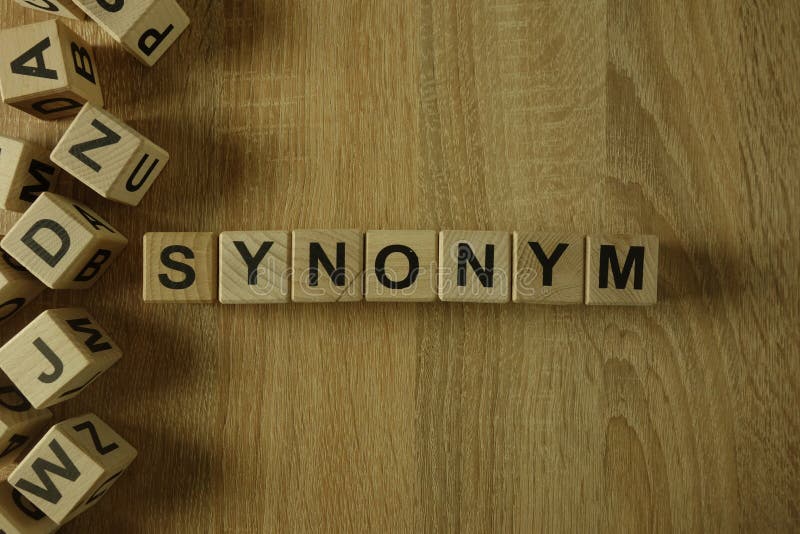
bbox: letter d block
[0,308,122,409]
[0,247,45,324]
[12,0,86,20]
[438,230,511,303]
[143,232,217,303]
[50,102,169,206]
[0,480,57,534]
[0,192,127,290]
[0,20,103,121]
[9,413,137,525]
[585,234,659,305]
[0,136,60,213]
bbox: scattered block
[512,232,584,305]
[219,231,290,304]
[291,230,363,303]
[0,135,60,213]
[585,234,659,305]
[364,230,437,302]
[11,0,85,20]
[73,0,190,66]
[50,102,169,206]
[0,20,103,120]
[438,230,511,303]
[0,480,57,534]
[0,374,52,469]
[0,192,128,290]
[0,245,44,324]
[143,232,217,303]
[9,413,137,525]
[0,308,122,409]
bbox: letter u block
[0,136,60,213]
[9,413,137,525]
[0,20,103,121]
[585,234,659,305]
[0,480,57,534]
[12,0,86,20]
[0,308,122,409]
[0,192,127,290]
[0,374,52,469]
[0,247,44,324]
[438,230,511,303]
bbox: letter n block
[143,232,217,303]
[365,230,437,302]
[0,308,122,409]
[291,230,363,303]
[0,247,44,324]
[0,136,60,213]
[585,234,659,305]
[0,20,103,121]
[9,413,137,525]
[50,102,169,206]
[512,232,584,305]
[219,231,290,304]
[0,480,57,534]
[12,0,85,20]
[438,230,511,303]
[0,192,127,290]
[0,374,52,469]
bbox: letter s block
[9,413,137,525]
[0,136,60,213]
[585,234,659,305]
[0,20,103,121]
[0,247,45,324]
[0,192,127,290]
[0,480,57,534]
[50,102,169,206]
[12,0,86,20]
[143,232,217,303]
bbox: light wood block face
[364,230,437,302]
[0,192,128,290]
[0,245,44,324]
[143,232,217,303]
[0,308,122,409]
[50,102,169,206]
[11,0,85,20]
[0,480,57,534]
[585,234,659,306]
[291,230,363,303]
[219,231,290,304]
[9,413,137,525]
[512,232,585,305]
[0,373,52,469]
[0,20,103,121]
[0,136,60,213]
[73,0,190,66]
[438,230,511,303]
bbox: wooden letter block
[73,0,190,66]
[219,231,290,304]
[585,234,659,306]
[12,0,85,20]
[291,230,363,303]
[0,374,52,469]
[0,309,122,409]
[9,413,137,525]
[0,135,60,213]
[50,102,169,206]
[0,21,103,121]
[0,192,127,290]
[143,232,217,303]
[0,480,57,534]
[438,230,511,303]
[512,232,585,305]
[365,230,437,302]
[0,246,44,324]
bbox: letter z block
[9,413,137,525]
[0,192,127,290]
[0,308,122,409]
[0,247,45,324]
[143,232,217,303]
[219,231,290,304]
[0,374,52,469]
[0,480,57,534]
[512,232,584,305]
[0,136,60,213]
[12,0,86,20]
[291,230,363,303]
[50,102,169,206]
[0,20,103,121]
[585,234,659,305]
[438,230,511,303]
[365,230,437,302]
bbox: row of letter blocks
[143,231,659,305]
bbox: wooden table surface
[1,1,798,532]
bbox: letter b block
[438,230,511,303]
[0,136,60,213]
[9,413,137,525]
[0,308,122,409]
[143,232,217,303]
[585,234,659,305]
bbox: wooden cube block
[0,246,45,324]
[0,374,52,469]
[0,20,103,121]
[364,230,437,302]
[291,230,363,303]
[219,231,290,304]
[50,102,169,206]
[0,308,122,409]
[0,193,127,290]
[585,234,659,305]
[0,480,57,534]
[438,230,511,303]
[9,413,137,525]
[143,232,217,303]
[0,136,60,213]
[12,0,85,20]
[512,232,585,305]
[73,0,190,66]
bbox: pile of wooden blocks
[0,0,189,530]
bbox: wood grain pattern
[0,0,798,531]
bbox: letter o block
[0,136,60,213]
[143,232,218,303]
[0,480,57,534]
[12,0,86,20]
[9,413,137,525]
[0,248,45,324]
[365,230,438,302]
[0,21,103,121]
[0,193,127,290]
[0,308,122,409]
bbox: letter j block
[143,232,218,303]
[0,193,127,290]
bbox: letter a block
[9,413,137,525]
[143,232,217,303]
[512,232,584,305]
[219,231,290,304]
[0,136,60,213]
[585,234,659,305]
[438,230,511,303]
[12,0,86,20]
[291,230,363,303]
[0,20,103,121]
[73,0,190,66]
[365,230,437,302]
[50,103,169,206]
[0,193,127,290]
[0,375,52,469]
[0,247,45,324]
[0,308,122,409]
[0,480,57,534]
